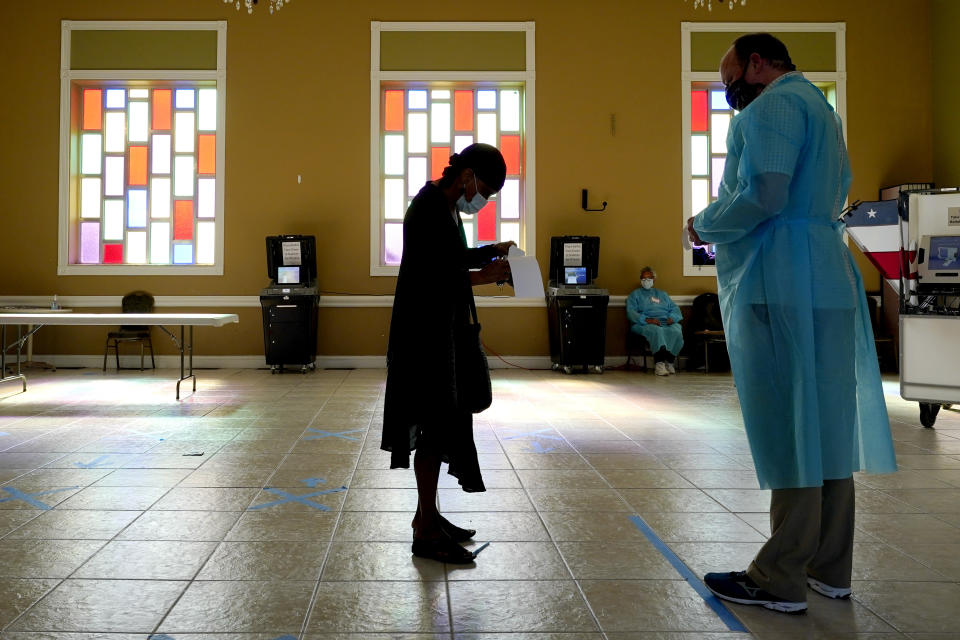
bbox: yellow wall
[932,0,960,187]
[0,0,934,358]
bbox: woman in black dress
[382,143,513,564]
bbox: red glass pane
[82,89,102,130]
[691,90,708,132]
[174,200,194,240]
[128,146,148,186]
[152,89,172,131]
[384,90,404,131]
[430,146,450,180]
[477,201,497,242]
[500,135,520,176]
[454,90,473,131]
[103,244,123,264]
[198,134,216,174]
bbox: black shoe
[704,571,807,614]
[411,536,476,564]
[440,515,476,542]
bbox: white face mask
[641,279,654,289]
[456,173,488,214]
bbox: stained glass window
[71,84,220,265]
[687,81,837,268]
[379,84,526,265]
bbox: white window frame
[370,21,536,277]
[680,22,847,277]
[58,20,227,275]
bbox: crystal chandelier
[224,0,291,15]
[690,0,747,10]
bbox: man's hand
[471,258,511,286]
[646,318,662,326]
[686,216,703,246]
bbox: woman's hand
[646,318,662,326]
[491,241,516,257]
[470,258,512,286]
[665,318,675,325]
[686,216,703,246]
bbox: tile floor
[0,366,958,639]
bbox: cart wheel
[270,369,276,375]
[592,365,604,374]
[300,366,308,374]
[551,363,560,371]
[919,402,940,428]
[943,404,953,410]
[562,366,573,375]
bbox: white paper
[506,246,546,298]
[281,241,301,266]
[682,225,692,250]
[563,243,582,266]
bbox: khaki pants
[745,477,855,602]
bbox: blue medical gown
[692,73,897,489]
[626,288,684,355]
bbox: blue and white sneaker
[704,571,808,614]
[807,576,852,599]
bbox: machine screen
[277,266,301,284]
[929,236,960,269]
[564,267,587,285]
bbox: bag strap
[456,213,480,326]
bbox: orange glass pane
[501,135,521,176]
[430,146,450,180]
[477,201,497,242]
[454,90,473,131]
[691,90,708,132]
[174,200,194,240]
[82,89,102,130]
[152,89,172,131]
[128,146,148,186]
[198,134,216,174]
[384,90,404,131]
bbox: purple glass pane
[384,223,403,266]
[80,222,100,263]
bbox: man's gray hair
[640,266,657,278]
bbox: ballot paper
[506,246,545,298]
[682,225,692,250]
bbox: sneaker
[666,362,676,375]
[704,571,808,614]
[655,362,669,376]
[807,576,852,600]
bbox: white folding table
[0,313,239,400]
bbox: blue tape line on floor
[74,455,112,468]
[627,514,748,632]
[248,486,347,511]
[0,486,79,510]
[502,427,563,441]
[529,442,557,453]
[303,427,363,441]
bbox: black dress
[381,182,498,492]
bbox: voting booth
[259,234,319,373]
[546,236,609,373]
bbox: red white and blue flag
[843,199,912,283]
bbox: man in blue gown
[687,33,897,614]
[626,267,683,376]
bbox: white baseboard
[30,354,629,370]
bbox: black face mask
[724,71,764,111]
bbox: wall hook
[581,189,607,212]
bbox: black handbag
[455,291,492,413]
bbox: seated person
[626,267,683,376]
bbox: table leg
[157,325,197,401]
[1,325,28,393]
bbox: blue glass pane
[710,91,729,111]
[173,244,194,264]
[127,190,147,228]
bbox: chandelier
[690,0,747,9]
[225,0,291,15]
